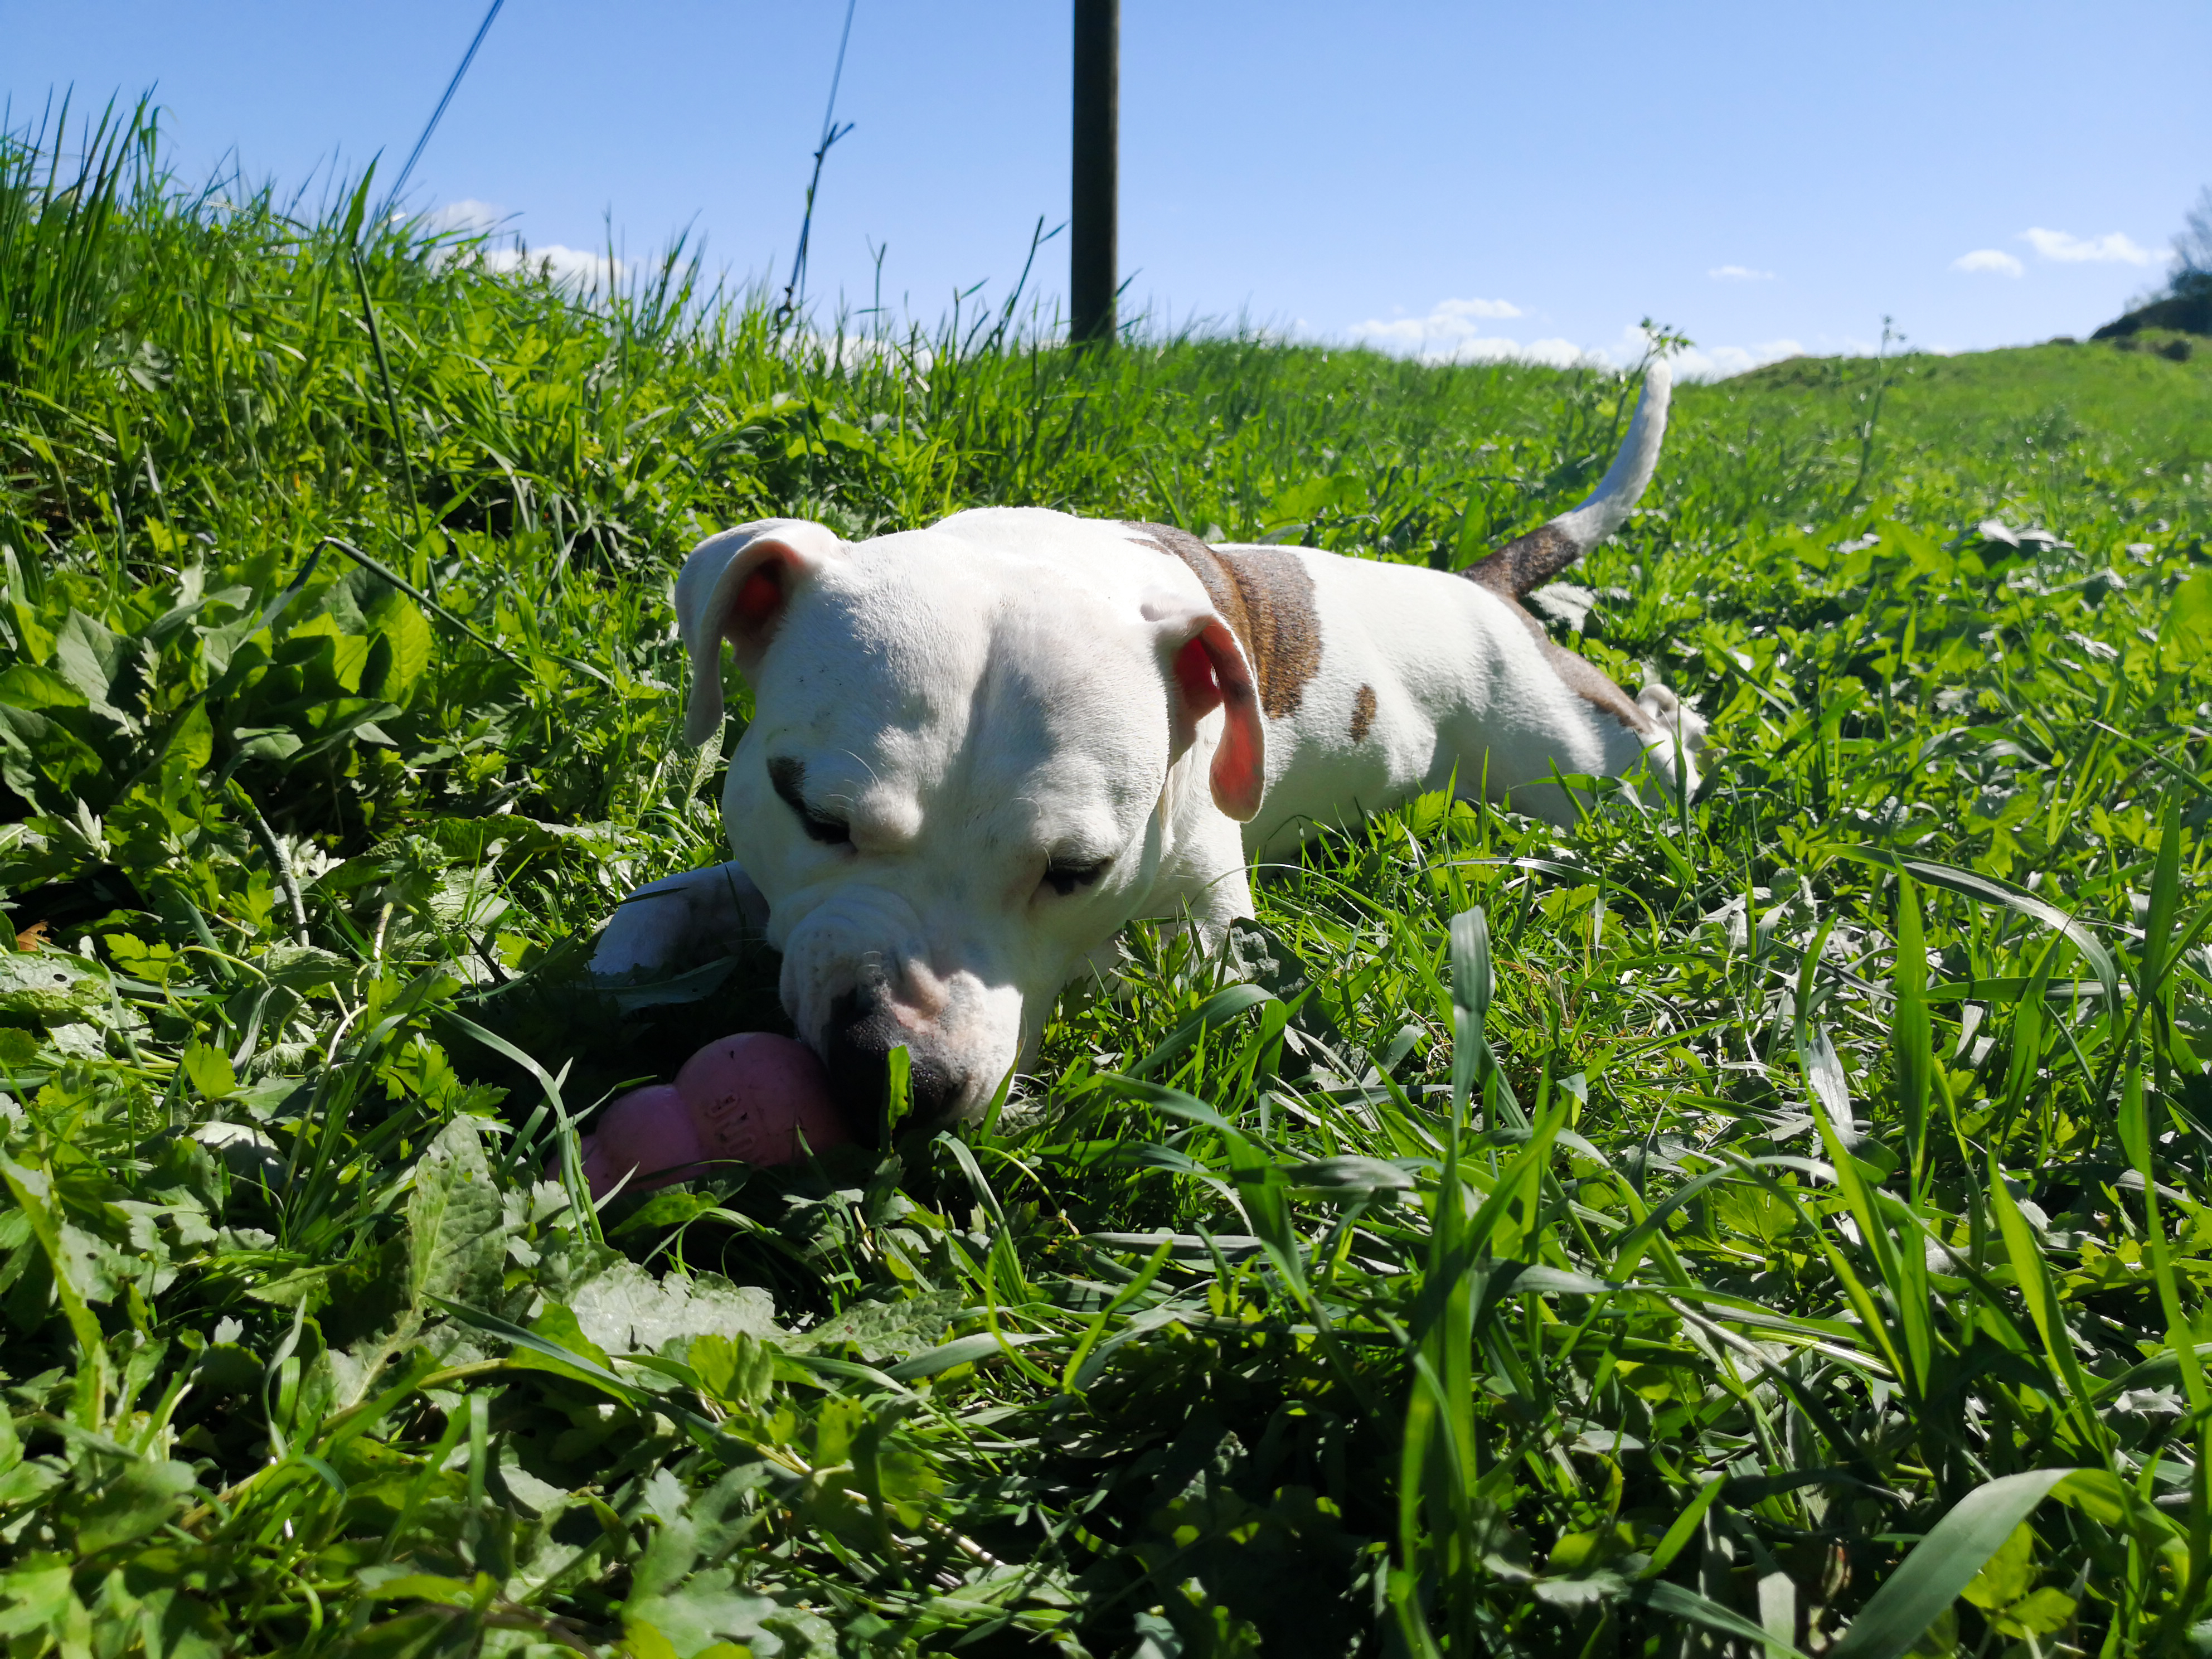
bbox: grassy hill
[1711,336,2212,472]
[3,113,2212,1657]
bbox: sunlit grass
[3,105,2212,1657]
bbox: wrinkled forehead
[749,535,990,733]
[962,643,1171,836]
[752,537,1170,822]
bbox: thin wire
[816,0,858,153]
[384,0,507,214]
[778,0,860,323]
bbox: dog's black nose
[822,988,962,1139]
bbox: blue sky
[7,1,2209,376]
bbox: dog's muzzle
[822,985,969,1137]
[778,883,1022,1138]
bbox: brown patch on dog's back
[1217,546,1323,719]
[1463,521,1583,601]
[1122,522,1322,718]
[1350,683,1377,743]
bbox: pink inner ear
[1175,622,1264,822]
[1173,636,1224,717]
[731,562,783,632]
[1210,684,1264,820]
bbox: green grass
[1725,336,2212,456]
[5,105,2212,1658]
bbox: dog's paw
[1637,682,1708,752]
[588,860,769,980]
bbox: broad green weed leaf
[181,1041,235,1100]
[0,1458,62,1511]
[1268,472,1364,523]
[368,596,433,700]
[328,632,372,695]
[0,1556,79,1639]
[260,944,350,992]
[569,1257,779,1355]
[2161,566,2212,674]
[1997,1588,2077,1638]
[1958,1521,2034,1611]
[157,701,212,798]
[52,610,125,709]
[406,1114,503,1311]
[67,1457,198,1553]
[225,725,302,767]
[0,664,86,711]
[1,546,55,665]
[0,950,108,1020]
[623,1573,781,1659]
[0,1158,109,1406]
[690,1331,775,1406]
[523,1301,613,1372]
[0,704,106,801]
[798,1287,962,1361]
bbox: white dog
[593,361,1700,1128]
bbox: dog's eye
[1042,857,1109,897]
[768,756,851,847]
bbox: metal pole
[1071,0,1118,345]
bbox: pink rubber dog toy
[575,1032,849,1199]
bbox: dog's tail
[1462,356,1672,599]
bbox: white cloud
[479,243,629,289]
[1473,336,1585,367]
[1346,296,1531,358]
[1952,248,2025,277]
[1709,265,1775,281]
[1432,295,1524,320]
[1348,318,1585,366]
[415,200,627,289]
[1669,338,1804,379]
[421,198,506,235]
[1345,311,1802,380]
[2021,227,2156,265]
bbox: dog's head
[676,512,1263,1133]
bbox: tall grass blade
[1826,1469,2094,1659]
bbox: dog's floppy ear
[1147,598,1265,822]
[675,519,845,746]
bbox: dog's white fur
[592,362,1701,1124]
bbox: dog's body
[593,361,1700,1127]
